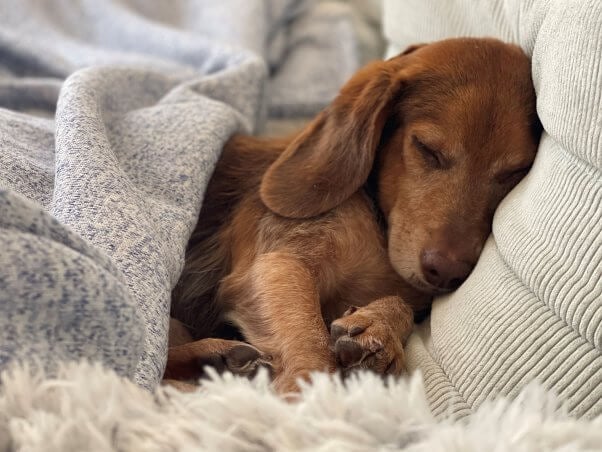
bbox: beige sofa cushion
[384,0,602,419]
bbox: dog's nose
[420,249,473,290]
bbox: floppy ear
[398,43,426,56]
[260,60,408,219]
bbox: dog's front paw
[330,306,404,376]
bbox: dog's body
[168,136,427,388]
[166,38,542,392]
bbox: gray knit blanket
[0,0,366,390]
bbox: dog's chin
[425,284,454,295]
[401,272,452,295]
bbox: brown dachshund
[165,37,542,393]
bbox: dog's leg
[164,337,271,381]
[329,296,414,375]
[168,317,194,347]
[220,252,335,393]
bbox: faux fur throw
[1,362,600,451]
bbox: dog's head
[260,38,542,294]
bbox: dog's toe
[224,343,272,377]
[225,343,261,368]
[330,323,348,342]
[349,325,366,337]
[330,307,403,375]
[334,338,367,368]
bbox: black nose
[420,249,473,290]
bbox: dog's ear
[260,58,414,219]
[398,43,426,56]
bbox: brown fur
[167,38,541,393]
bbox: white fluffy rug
[0,362,600,452]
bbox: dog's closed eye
[412,135,449,170]
[495,166,532,184]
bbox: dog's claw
[349,325,365,337]
[343,306,358,316]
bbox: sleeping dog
[165,38,541,393]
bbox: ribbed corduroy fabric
[385,0,602,419]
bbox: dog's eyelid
[495,165,532,183]
[411,135,448,169]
